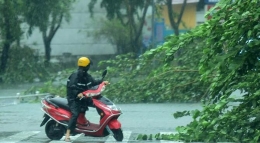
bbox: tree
[89,0,151,56]
[91,19,131,55]
[0,0,23,73]
[23,0,75,64]
[153,0,260,142]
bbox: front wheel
[112,128,123,141]
[45,120,66,140]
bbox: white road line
[0,131,40,143]
[105,131,132,142]
[49,133,83,143]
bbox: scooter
[39,70,124,141]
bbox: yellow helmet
[77,57,90,67]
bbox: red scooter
[40,70,123,141]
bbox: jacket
[66,70,102,102]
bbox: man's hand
[104,81,110,85]
[77,93,84,98]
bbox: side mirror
[102,69,107,79]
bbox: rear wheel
[112,128,123,141]
[45,120,66,140]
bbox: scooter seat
[49,97,70,111]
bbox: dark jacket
[66,70,102,102]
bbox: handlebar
[79,96,85,100]
[81,82,106,98]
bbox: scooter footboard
[108,119,121,129]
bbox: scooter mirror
[102,69,107,79]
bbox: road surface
[0,102,202,142]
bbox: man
[65,57,109,142]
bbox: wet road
[0,102,202,133]
[0,86,243,142]
[0,102,202,142]
[0,85,204,142]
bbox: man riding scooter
[65,57,109,142]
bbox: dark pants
[67,98,94,131]
[67,101,80,131]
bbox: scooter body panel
[42,100,71,121]
[108,119,122,129]
[76,123,106,136]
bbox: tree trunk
[127,1,135,54]
[43,31,51,64]
[166,0,187,36]
[173,25,179,36]
[166,0,187,66]
[44,41,51,64]
[0,43,10,73]
[133,0,150,56]
[127,0,150,56]
[0,0,12,73]
[41,14,63,64]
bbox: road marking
[105,131,132,142]
[49,133,83,143]
[0,131,40,143]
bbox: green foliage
[23,0,74,33]
[22,0,75,62]
[136,134,150,140]
[148,134,153,140]
[0,0,24,72]
[24,68,75,95]
[89,0,149,20]
[88,0,151,54]
[136,134,143,140]
[0,0,76,72]
[1,45,60,84]
[137,133,178,141]
[148,0,260,142]
[25,30,208,103]
[142,134,148,140]
[97,32,208,103]
[26,81,67,96]
[90,19,131,54]
[0,0,23,40]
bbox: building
[142,0,201,46]
[142,0,221,47]
[161,0,200,30]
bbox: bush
[0,45,61,84]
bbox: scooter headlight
[107,104,121,112]
[101,86,105,92]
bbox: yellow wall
[160,3,197,30]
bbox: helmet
[77,57,90,67]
